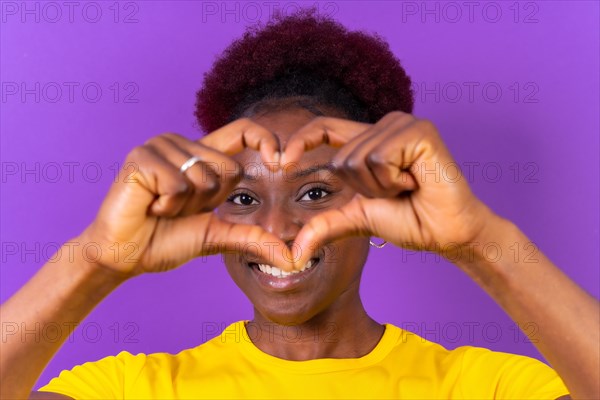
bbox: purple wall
[1,1,598,389]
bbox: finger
[366,141,419,195]
[352,120,420,196]
[200,118,281,169]
[292,196,371,270]
[281,117,372,165]
[160,133,243,212]
[202,214,295,271]
[372,119,447,188]
[111,145,191,218]
[330,115,416,197]
[332,112,414,163]
[145,135,222,216]
[333,129,393,197]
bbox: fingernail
[278,153,286,166]
[273,152,280,164]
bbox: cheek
[325,237,370,273]
[215,202,261,225]
[214,207,234,223]
[223,253,249,288]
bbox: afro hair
[195,8,414,134]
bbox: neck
[246,292,384,361]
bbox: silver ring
[179,156,202,174]
[369,239,388,249]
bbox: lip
[248,258,321,292]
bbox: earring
[369,239,388,248]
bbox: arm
[1,122,290,399]
[0,242,125,400]
[454,215,599,399]
[283,112,598,399]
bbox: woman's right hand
[77,118,292,277]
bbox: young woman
[2,10,598,399]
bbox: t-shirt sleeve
[457,346,570,399]
[37,351,146,400]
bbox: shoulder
[38,321,248,399]
[383,323,570,399]
[122,320,248,369]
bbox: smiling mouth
[247,258,320,278]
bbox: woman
[2,9,597,399]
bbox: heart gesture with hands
[283,111,497,270]
[81,111,496,278]
[78,118,294,278]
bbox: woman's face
[217,107,370,325]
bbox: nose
[256,202,302,246]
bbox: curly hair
[195,8,414,134]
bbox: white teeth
[256,259,316,278]
[306,259,314,269]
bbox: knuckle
[144,135,168,147]
[161,132,182,142]
[415,119,437,134]
[161,171,188,194]
[385,111,416,127]
[201,177,220,194]
[383,110,407,122]
[388,110,406,118]
[343,157,361,172]
[366,151,386,166]
[127,145,151,161]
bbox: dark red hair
[195,8,414,133]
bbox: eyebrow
[242,163,336,181]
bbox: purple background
[1,1,598,389]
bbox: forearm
[0,236,127,399]
[454,216,600,399]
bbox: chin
[253,295,323,326]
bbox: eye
[299,187,331,202]
[228,193,259,206]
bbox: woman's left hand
[281,111,498,269]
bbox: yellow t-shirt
[39,320,569,399]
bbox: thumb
[293,196,371,270]
[202,215,294,271]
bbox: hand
[282,111,496,269]
[78,118,293,277]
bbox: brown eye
[229,193,258,206]
[300,187,330,201]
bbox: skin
[0,104,596,399]
[218,107,383,360]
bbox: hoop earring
[369,239,388,249]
